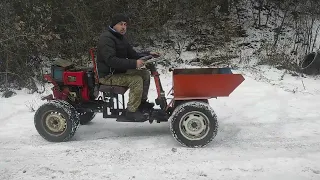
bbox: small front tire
[34,100,80,142]
[170,101,218,147]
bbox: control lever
[137,55,164,70]
[140,55,153,61]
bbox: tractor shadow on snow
[73,119,172,141]
[70,118,241,148]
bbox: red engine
[43,60,96,103]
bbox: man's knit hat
[110,13,129,27]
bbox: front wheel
[34,100,80,142]
[169,101,218,147]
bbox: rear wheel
[79,111,96,125]
[34,100,80,142]
[170,101,218,147]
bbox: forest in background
[1,0,320,94]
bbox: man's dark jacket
[96,27,148,78]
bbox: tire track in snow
[213,117,320,152]
[0,104,30,125]
[0,111,23,125]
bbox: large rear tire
[34,100,80,142]
[169,101,218,147]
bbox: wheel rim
[43,111,67,135]
[179,111,210,140]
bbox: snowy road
[1,67,320,180]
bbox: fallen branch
[301,79,306,90]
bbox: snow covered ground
[0,65,320,180]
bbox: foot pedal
[150,109,168,123]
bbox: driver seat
[90,48,129,116]
[89,47,128,95]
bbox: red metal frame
[44,74,58,86]
[43,74,70,101]
[152,71,162,99]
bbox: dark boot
[125,110,146,122]
[139,99,154,111]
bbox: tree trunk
[273,9,289,48]
[219,0,229,15]
[258,0,263,27]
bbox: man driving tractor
[96,13,159,122]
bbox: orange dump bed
[172,68,244,100]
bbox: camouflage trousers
[99,69,150,112]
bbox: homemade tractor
[34,48,245,147]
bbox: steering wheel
[140,55,163,64]
[139,55,153,61]
[137,54,165,70]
